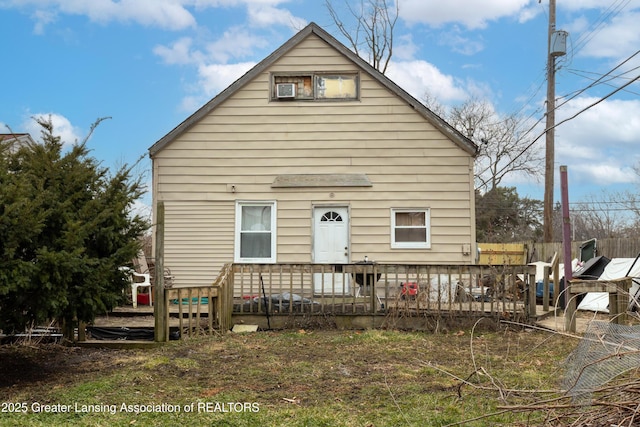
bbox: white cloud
[394,34,419,61]
[154,28,268,66]
[153,37,203,65]
[32,8,57,34]
[8,0,308,33]
[571,163,637,185]
[191,0,291,7]
[571,11,640,60]
[438,26,484,56]
[554,97,640,185]
[386,60,468,103]
[7,0,307,114]
[205,26,270,63]
[179,96,205,113]
[154,27,267,109]
[246,3,306,30]
[558,97,640,146]
[90,0,197,30]
[196,61,256,98]
[494,95,640,190]
[400,0,530,29]
[560,0,640,12]
[517,5,542,23]
[7,0,196,32]
[555,139,601,163]
[23,113,83,147]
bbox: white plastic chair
[120,266,152,308]
[131,270,152,308]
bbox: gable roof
[149,22,478,157]
[0,133,36,154]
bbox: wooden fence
[483,238,640,264]
[478,243,527,265]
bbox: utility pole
[543,0,557,243]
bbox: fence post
[564,281,577,333]
[528,270,537,319]
[225,266,234,330]
[154,201,168,342]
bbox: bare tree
[567,190,640,240]
[431,96,544,193]
[325,0,399,74]
[421,91,447,118]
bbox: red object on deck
[400,282,419,299]
[137,292,151,306]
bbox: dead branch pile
[425,320,640,426]
[428,361,640,426]
[497,375,640,426]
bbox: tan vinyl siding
[154,33,476,286]
[162,201,234,286]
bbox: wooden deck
[82,262,556,342]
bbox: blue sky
[1,0,639,216]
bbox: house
[149,22,478,290]
[0,133,36,154]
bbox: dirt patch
[0,345,123,390]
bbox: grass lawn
[0,325,579,426]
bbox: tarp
[577,257,640,313]
[87,326,155,341]
[574,256,611,280]
[528,260,578,282]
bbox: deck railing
[163,262,537,338]
[160,263,234,339]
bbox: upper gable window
[315,75,358,99]
[272,73,359,101]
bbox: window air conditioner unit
[276,83,296,99]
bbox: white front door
[313,206,350,294]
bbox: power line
[538,49,640,137]
[554,49,640,110]
[503,1,634,146]
[484,72,640,184]
[476,202,640,214]
[565,67,640,97]
[477,28,640,185]
[569,0,632,58]
[551,73,640,129]
[471,4,640,191]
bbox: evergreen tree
[476,186,542,243]
[0,118,148,333]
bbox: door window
[321,211,343,222]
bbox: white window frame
[391,208,431,249]
[235,201,277,263]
